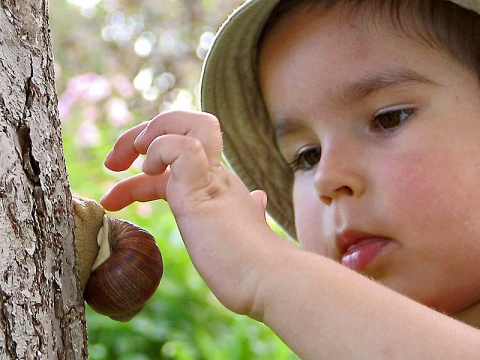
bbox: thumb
[250,190,268,220]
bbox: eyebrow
[341,68,436,104]
[272,68,436,145]
[272,119,308,150]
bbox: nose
[314,145,366,206]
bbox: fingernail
[262,192,268,209]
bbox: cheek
[292,181,331,254]
[379,150,462,240]
[383,149,480,311]
[384,154,444,210]
[378,148,478,237]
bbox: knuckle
[202,113,221,130]
[184,137,204,154]
[149,116,163,128]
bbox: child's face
[259,4,480,315]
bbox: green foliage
[51,0,299,358]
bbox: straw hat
[200,0,480,240]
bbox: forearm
[256,248,480,359]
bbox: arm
[254,247,480,359]
[101,110,480,359]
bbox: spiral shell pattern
[83,218,163,321]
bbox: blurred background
[49,0,299,359]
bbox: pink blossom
[76,120,100,148]
[107,98,131,127]
[111,74,135,98]
[82,105,99,123]
[67,72,112,103]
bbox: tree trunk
[0,1,87,359]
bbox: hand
[101,110,293,316]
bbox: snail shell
[83,217,163,322]
[72,195,163,322]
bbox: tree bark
[0,1,87,359]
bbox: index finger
[100,171,170,211]
[104,122,148,171]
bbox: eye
[289,146,321,172]
[371,107,414,131]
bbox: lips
[336,231,392,272]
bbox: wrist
[246,234,300,321]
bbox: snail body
[73,195,163,321]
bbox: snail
[72,195,163,321]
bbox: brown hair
[259,0,480,77]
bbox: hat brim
[200,0,296,238]
[200,0,480,241]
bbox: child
[101,0,480,358]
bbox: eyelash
[289,146,321,172]
[369,107,415,132]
